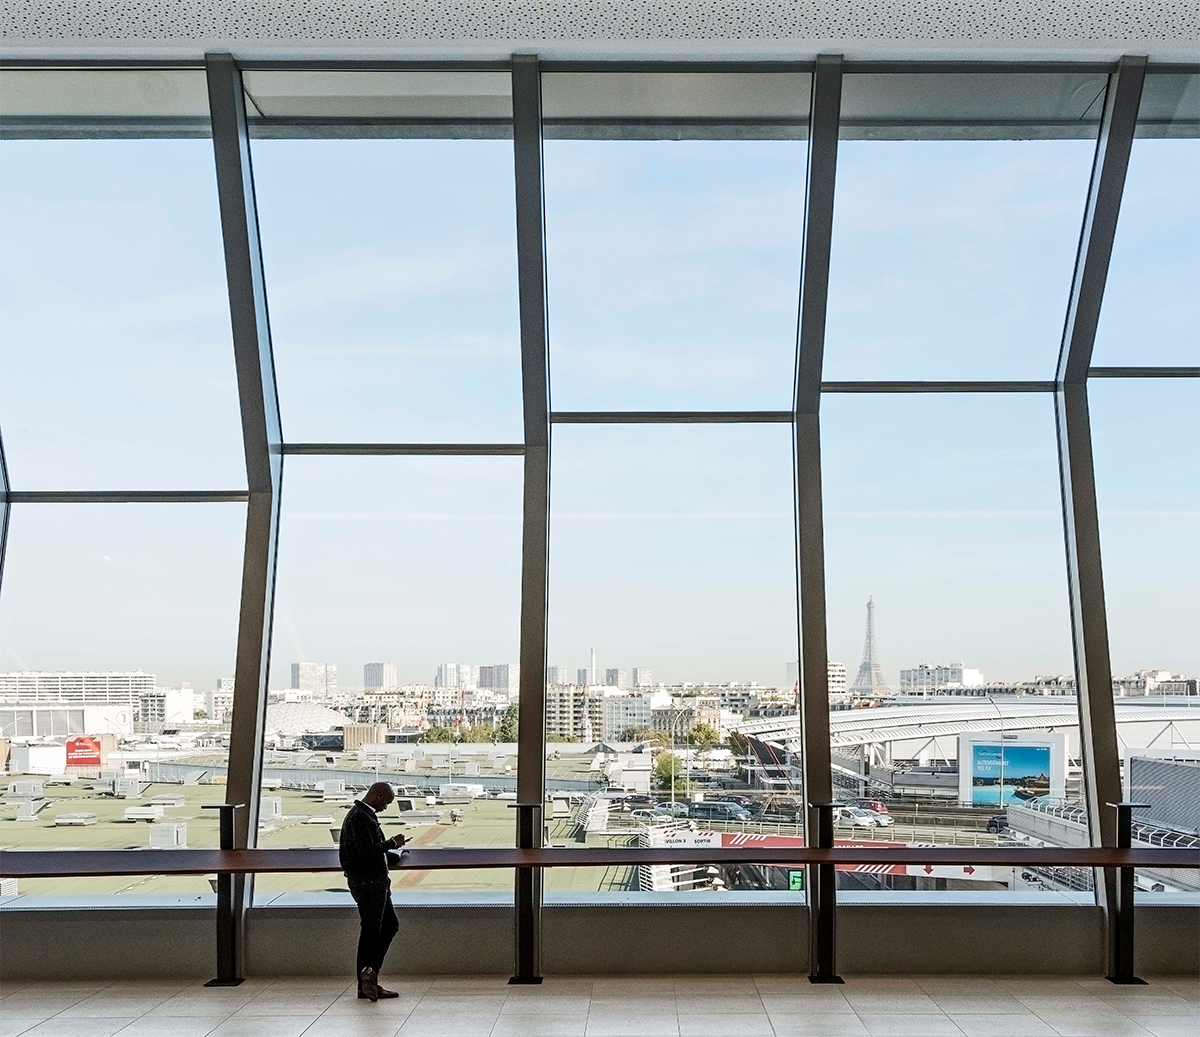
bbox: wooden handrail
[2,844,1196,880]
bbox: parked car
[716,795,752,807]
[863,809,894,827]
[986,814,1009,833]
[625,794,654,809]
[853,797,890,814]
[689,801,751,823]
[835,807,878,829]
[653,801,691,818]
[630,808,668,824]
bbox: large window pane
[545,424,799,893]
[825,73,1100,380]
[1091,378,1200,892]
[818,393,1080,892]
[0,504,245,901]
[248,72,522,444]
[0,134,244,489]
[260,455,522,899]
[543,73,809,410]
[1092,73,1200,368]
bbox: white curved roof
[264,702,348,736]
[736,699,1200,750]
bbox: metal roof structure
[735,699,1200,751]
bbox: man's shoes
[358,966,380,1002]
[376,986,401,999]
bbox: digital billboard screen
[970,742,1051,807]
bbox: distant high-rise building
[590,648,597,686]
[478,665,496,689]
[786,661,848,695]
[603,694,651,740]
[605,668,628,689]
[208,678,235,722]
[495,663,519,694]
[435,663,477,691]
[576,668,590,686]
[849,597,892,696]
[364,662,398,691]
[546,665,569,686]
[291,662,337,699]
[632,667,653,688]
[900,662,984,694]
[139,686,195,725]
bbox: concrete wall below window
[1,899,1196,979]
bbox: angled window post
[205,51,285,985]
[794,54,843,985]
[1053,54,1145,984]
[511,52,551,985]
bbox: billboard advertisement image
[970,742,1051,807]
[65,736,102,767]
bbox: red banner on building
[65,736,102,767]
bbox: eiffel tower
[850,595,892,695]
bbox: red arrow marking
[923,864,934,874]
[964,865,976,875]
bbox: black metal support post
[509,802,544,984]
[794,54,843,984]
[202,803,245,986]
[1108,802,1151,984]
[1052,55,1145,977]
[205,52,285,976]
[511,52,551,985]
[807,802,843,983]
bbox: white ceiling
[2,0,1197,62]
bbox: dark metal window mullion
[1052,54,1145,974]
[794,54,843,983]
[205,51,286,972]
[511,53,552,983]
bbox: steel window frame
[204,51,286,983]
[0,55,1194,988]
[1052,55,1148,982]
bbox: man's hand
[389,833,407,849]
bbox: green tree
[192,709,208,720]
[654,751,685,790]
[689,723,719,750]
[547,732,578,743]
[422,725,454,742]
[497,705,519,743]
[728,732,749,756]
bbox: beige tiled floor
[0,974,1196,1037]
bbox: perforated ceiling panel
[2,1,1197,60]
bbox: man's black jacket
[339,800,394,886]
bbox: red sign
[66,736,102,767]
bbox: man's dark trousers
[350,881,399,977]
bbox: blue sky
[0,129,1195,692]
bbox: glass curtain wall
[0,70,244,899]
[1087,71,1200,893]
[246,71,523,900]
[820,72,1101,893]
[541,72,808,895]
[1,60,1197,908]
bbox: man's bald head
[361,782,396,811]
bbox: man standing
[339,781,407,1001]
